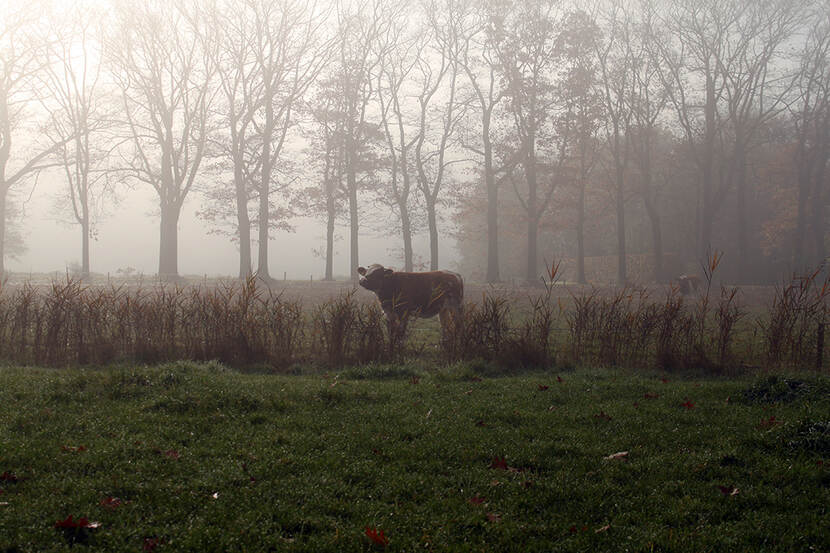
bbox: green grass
[1,362,828,552]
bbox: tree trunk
[734,145,749,283]
[616,177,626,285]
[0,188,6,276]
[484,114,499,283]
[644,195,663,283]
[576,182,586,284]
[235,165,252,279]
[348,170,359,281]
[400,203,413,272]
[794,142,810,272]
[324,191,335,281]
[426,196,439,271]
[811,152,828,268]
[525,153,538,282]
[699,72,717,262]
[257,176,271,281]
[81,211,90,277]
[158,204,179,278]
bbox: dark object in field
[357,264,463,337]
[677,274,701,295]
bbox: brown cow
[357,264,464,339]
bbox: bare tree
[247,0,332,283]
[41,5,112,278]
[454,0,509,282]
[493,0,567,282]
[557,9,603,284]
[0,0,67,274]
[593,2,636,285]
[375,2,420,271]
[203,0,331,281]
[625,2,670,282]
[306,77,347,280]
[651,0,803,280]
[416,0,466,271]
[108,0,217,279]
[334,0,389,281]
[793,7,830,272]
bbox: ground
[1,362,828,552]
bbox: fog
[10,175,457,278]
[2,0,829,285]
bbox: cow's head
[357,264,393,291]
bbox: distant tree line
[0,0,828,283]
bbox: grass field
[1,362,828,552]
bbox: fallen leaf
[475,420,487,427]
[489,457,508,470]
[716,485,739,496]
[758,416,781,428]
[538,385,549,391]
[594,411,612,421]
[681,400,695,410]
[486,512,501,523]
[364,526,389,547]
[468,495,485,505]
[54,516,101,529]
[99,497,123,510]
[604,451,629,461]
[643,393,659,400]
[164,450,180,459]
[0,472,18,483]
[557,376,564,383]
[595,524,611,533]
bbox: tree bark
[426,196,439,271]
[324,190,336,280]
[524,148,538,282]
[158,205,179,279]
[348,169,359,281]
[576,182,586,284]
[0,189,6,276]
[483,113,499,283]
[234,162,252,279]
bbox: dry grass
[0,262,825,373]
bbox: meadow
[0,272,828,551]
[0,362,828,552]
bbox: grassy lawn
[1,362,828,552]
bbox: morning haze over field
[1,0,828,284]
[2,2,830,551]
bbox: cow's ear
[357,267,367,276]
[384,268,394,277]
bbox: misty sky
[9,173,458,278]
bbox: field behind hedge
[1,362,829,552]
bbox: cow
[357,264,464,341]
[677,274,702,296]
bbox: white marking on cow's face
[359,264,386,291]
